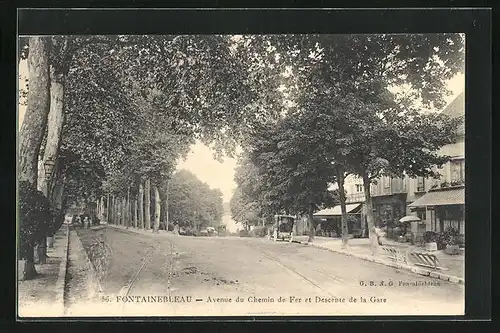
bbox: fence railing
[345,193,365,203]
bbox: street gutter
[54,224,70,316]
[299,240,464,285]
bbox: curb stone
[69,229,104,306]
[54,224,70,317]
[306,241,464,285]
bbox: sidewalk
[64,227,104,316]
[17,224,69,318]
[297,236,464,284]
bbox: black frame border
[2,4,493,330]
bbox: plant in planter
[455,234,465,248]
[423,231,438,251]
[441,227,461,254]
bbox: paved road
[74,226,464,316]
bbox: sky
[176,143,237,202]
[17,54,465,206]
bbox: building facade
[343,92,465,238]
[409,92,465,236]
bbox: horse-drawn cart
[268,214,296,242]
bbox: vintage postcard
[17,15,467,318]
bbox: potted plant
[443,227,460,254]
[423,231,438,251]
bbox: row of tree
[96,170,223,232]
[18,35,285,279]
[230,34,464,253]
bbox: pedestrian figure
[84,215,91,229]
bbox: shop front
[371,193,407,227]
[408,186,465,237]
[313,203,364,238]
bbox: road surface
[72,226,464,316]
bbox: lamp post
[193,210,197,232]
[37,157,55,263]
[166,179,169,232]
[43,158,56,195]
[83,166,92,228]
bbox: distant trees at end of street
[165,170,224,231]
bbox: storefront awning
[314,203,361,217]
[408,187,465,207]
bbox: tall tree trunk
[22,241,37,280]
[117,197,121,225]
[19,37,51,187]
[110,194,114,224]
[108,195,112,224]
[113,197,117,225]
[307,203,316,243]
[114,196,118,225]
[38,64,65,193]
[165,179,170,230]
[122,197,126,227]
[36,63,66,257]
[336,168,349,249]
[153,185,161,233]
[52,173,64,210]
[106,193,110,223]
[96,198,100,219]
[97,196,104,221]
[120,197,123,226]
[100,196,105,221]
[19,37,51,278]
[133,199,138,228]
[126,187,130,228]
[116,197,120,225]
[362,172,379,254]
[47,170,65,248]
[167,199,170,231]
[138,183,144,228]
[144,179,151,229]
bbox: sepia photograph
[17,28,466,317]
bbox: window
[394,177,405,192]
[416,177,425,192]
[355,184,363,192]
[383,177,390,188]
[450,159,465,183]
